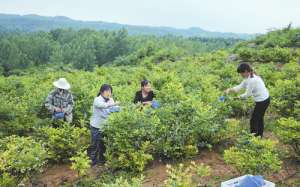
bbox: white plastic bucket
[221,175,275,187]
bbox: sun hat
[53,78,71,90]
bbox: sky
[1,0,300,34]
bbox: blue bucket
[151,100,160,109]
[53,112,65,120]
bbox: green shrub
[224,133,281,175]
[236,47,256,61]
[102,175,144,187]
[236,47,295,63]
[154,102,199,158]
[154,99,227,158]
[0,136,47,183]
[164,163,194,187]
[156,77,186,104]
[70,151,91,177]
[104,106,157,172]
[294,101,300,120]
[193,162,211,177]
[37,124,89,162]
[64,172,144,187]
[281,61,300,78]
[276,118,300,159]
[259,47,293,63]
[164,161,211,187]
[104,96,229,172]
[270,78,300,117]
[218,118,241,142]
[0,172,18,187]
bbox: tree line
[0,28,241,76]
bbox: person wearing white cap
[45,78,74,123]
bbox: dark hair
[141,80,150,88]
[97,84,113,97]
[237,63,255,78]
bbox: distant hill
[0,13,255,39]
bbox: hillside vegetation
[0,27,300,186]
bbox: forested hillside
[0,14,255,39]
[0,28,241,76]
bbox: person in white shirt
[89,84,120,166]
[224,63,270,137]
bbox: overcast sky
[1,0,300,34]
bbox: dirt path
[142,151,238,187]
[33,150,299,187]
[32,164,78,187]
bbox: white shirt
[233,74,269,102]
[90,96,115,129]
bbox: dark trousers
[89,126,106,165]
[250,97,270,137]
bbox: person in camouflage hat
[45,78,74,123]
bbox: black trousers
[89,126,106,165]
[250,97,270,137]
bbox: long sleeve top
[90,95,117,130]
[133,90,155,104]
[232,74,269,102]
[45,89,74,114]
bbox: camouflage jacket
[45,89,74,114]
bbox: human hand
[224,88,232,95]
[143,101,151,105]
[110,101,120,107]
[55,108,62,112]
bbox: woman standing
[89,84,119,166]
[225,63,270,137]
